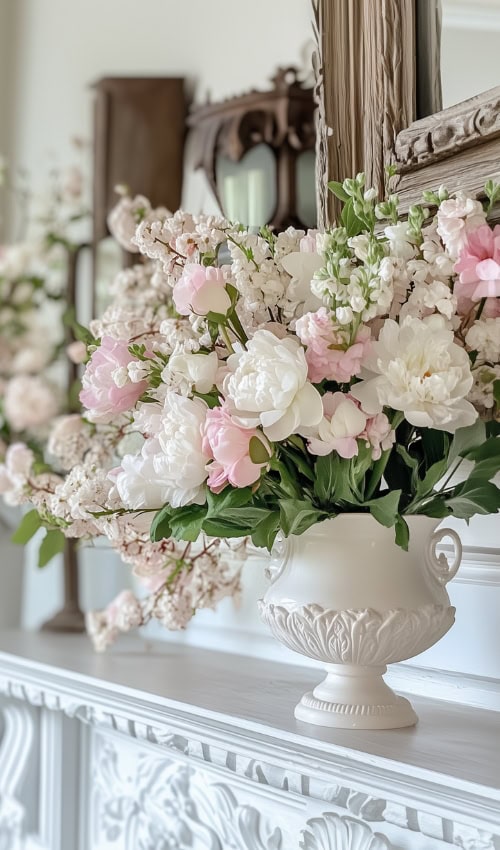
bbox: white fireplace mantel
[0,630,498,850]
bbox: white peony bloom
[351,315,477,432]
[223,329,323,441]
[436,192,486,260]
[154,394,209,507]
[163,351,218,395]
[114,440,172,511]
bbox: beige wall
[1,0,312,208]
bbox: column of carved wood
[312,0,442,227]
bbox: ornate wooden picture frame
[313,0,500,226]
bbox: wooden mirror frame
[187,68,316,229]
[313,0,500,226]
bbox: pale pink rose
[307,392,367,458]
[66,340,87,364]
[4,375,59,432]
[454,224,500,304]
[202,404,271,492]
[296,308,371,384]
[173,264,231,317]
[79,336,147,423]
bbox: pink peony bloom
[79,336,147,423]
[202,404,271,492]
[295,308,371,384]
[455,224,500,303]
[173,264,231,317]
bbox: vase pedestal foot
[294,664,418,730]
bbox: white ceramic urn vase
[259,514,462,729]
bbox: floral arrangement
[3,174,500,649]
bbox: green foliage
[64,305,98,348]
[395,515,410,551]
[365,490,401,527]
[327,181,350,203]
[11,510,42,545]
[38,529,66,568]
[485,179,500,212]
[279,499,327,537]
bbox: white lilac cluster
[5,177,500,651]
[86,542,243,652]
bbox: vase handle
[426,527,462,585]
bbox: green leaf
[280,444,314,482]
[205,310,229,324]
[395,515,409,551]
[493,380,500,406]
[270,457,301,498]
[417,457,448,497]
[327,180,350,202]
[445,480,500,521]
[207,487,253,515]
[420,498,450,518]
[340,199,365,238]
[150,506,172,542]
[11,510,42,545]
[349,442,373,498]
[193,392,220,409]
[366,489,401,527]
[449,421,486,464]
[250,512,281,550]
[249,436,271,464]
[464,436,500,464]
[279,499,327,537]
[468,457,500,483]
[202,518,250,538]
[221,506,270,526]
[38,529,66,568]
[168,505,206,542]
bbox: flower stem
[228,310,248,344]
[219,324,234,354]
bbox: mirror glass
[440,0,500,107]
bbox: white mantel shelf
[0,629,498,849]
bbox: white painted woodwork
[0,630,497,849]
